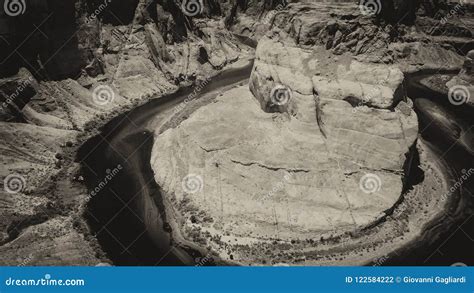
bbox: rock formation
[0,0,276,265]
[151,1,473,265]
[151,35,421,265]
[0,0,472,265]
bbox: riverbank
[1,0,472,266]
[78,58,255,265]
[79,60,472,266]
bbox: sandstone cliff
[0,0,283,265]
[151,0,473,265]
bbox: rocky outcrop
[0,122,100,265]
[150,1,473,266]
[0,0,102,79]
[250,38,406,113]
[261,1,470,67]
[0,0,269,265]
[0,68,37,121]
[151,35,420,265]
[0,0,471,266]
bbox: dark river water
[78,61,254,265]
[383,72,474,266]
[77,66,473,266]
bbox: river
[77,63,473,266]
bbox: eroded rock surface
[0,0,277,265]
[150,1,474,265]
[151,35,419,264]
[0,0,472,266]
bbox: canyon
[0,0,473,266]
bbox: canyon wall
[151,0,473,265]
[0,0,283,265]
[0,0,472,265]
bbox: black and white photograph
[0,0,473,269]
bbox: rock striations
[0,0,472,265]
[150,1,473,265]
[0,0,282,265]
[151,36,420,265]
